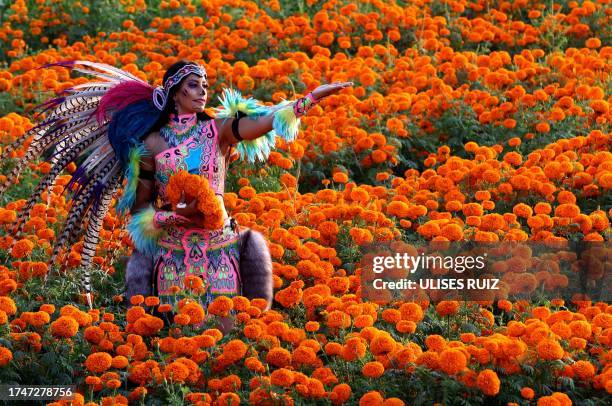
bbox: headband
[152,63,207,111]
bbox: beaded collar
[161,113,200,148]
[169,113,197,134]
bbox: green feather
[214,88,301,163]
[117,143,149,215]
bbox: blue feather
[107,100,161,167]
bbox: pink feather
[96,81,155,124]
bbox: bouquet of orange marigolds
[165,170,224,230]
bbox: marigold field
[0,0,610,405]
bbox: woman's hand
[311,81,354,101]
[174,193,202,226]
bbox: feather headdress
[0,60,162,308]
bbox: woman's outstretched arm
[218,81,353,144]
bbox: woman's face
[172,73,209,114]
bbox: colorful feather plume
[126,205,163,256]
[214,88,301,163]
[116,143,150,215]
[0,60,160,309]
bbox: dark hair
[150,60,212,132]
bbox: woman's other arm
[218,81,353,145]
[130,134,195,231]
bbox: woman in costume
[125,60,351,315]
[0,59,351,318]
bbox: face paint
[173,73,209,115]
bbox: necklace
[161,113,200,148]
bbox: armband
[232,111,247,142]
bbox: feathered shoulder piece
[214,88,299,163]
[0,60,161,307]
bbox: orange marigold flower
[359,391,384,406]
[305,321,320,332]
[0,279,16,296]
[293,345,317,365]
[50,316,79,338]
[243,323,262,339]
[585,38,601,48]
[271,368,294,387]
[508,137,521,147]
[477,369,500,396]
[244,356,264,373]
[536,339,564,360]
[370,333,396,356]
[520,387,535,399]
[436,300,459,316]
[439,349,467,375]
[569,320,591,339]
[144,296,160,307]
[503,151,522,165]
[415,350,440,369]
[157,303,172,313]
[266,347,292,368]
[513,203,533,218]
[0,346,12,367]
[164,361,190,383]
[11,239,34,259]
[173,314,191,325]
[179,301,205,325]
[130,295,144,306]
[362,361,385,378]
[425,334,446,352]
[112,355,129,369]
[326,310,351,329]
[0,297,16,316]
[84,326,105,344]
[554,203,580,218]
[537,393,572,406]
[223,339,248,363]
[399,302,424,322]
[572,360,596,380]
[332,172,349,183]
[535,122,550,133]
[275,281,304,308]
[217,392,241,406]
[330,383,352,405]
[85,352,113,374]
[341,337,366,361]
[103,379,120,390]
[208,296,234,317]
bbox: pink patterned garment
[152,119,241,309]
[155,119,226,198]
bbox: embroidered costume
[0,60,317,309]
[152,116,241,308]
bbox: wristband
[293,92,319,118]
